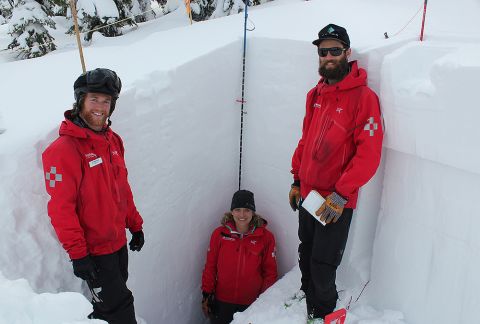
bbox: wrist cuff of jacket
[292,180,300,188]
[71,254,90,262]
[331,192,347,206]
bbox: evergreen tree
[112,0,138,26]
[190,0,214,21]
[153,0,167,13]
[209,0,246,20]
[0,0,14,22]
[74,0,122,41]
[7,0,56,59]
[132,0,154,23]
[39,0,68,16]
[190,0,269,21]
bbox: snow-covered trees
[133,0,154,23]
[7,0,56,59]
[75,0,122,40]
[190,0,214,21]
[190,0,269,22]
[3,0,272,60]
[0,0,14,23]
[75,0,154,41]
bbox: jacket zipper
[234,238,244,302]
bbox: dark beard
[318,57,350,82]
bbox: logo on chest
[84,152,102,168]
[85,152,97,159]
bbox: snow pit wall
[241,37,388,285]
[116,42,244,324]
[0,35,385,323]
[3,35,478,324]
[236,38,480,324]
[367,42,480,324]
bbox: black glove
[129,230,144,251]
[201,292,215,317]
[72,255,98,282]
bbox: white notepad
[302,190,326,226]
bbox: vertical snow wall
[3,36,480,324]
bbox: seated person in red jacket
[201,190,278,324]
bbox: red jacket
[42,113,143,259]
[201,217,278,305]
[291,61,383,208]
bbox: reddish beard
[80,111,108,130]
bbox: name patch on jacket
[89,157,103,168]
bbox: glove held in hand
[129,230,145,251]
[317,192,347,224]
[201,292,215,317]
[289,185,301,211]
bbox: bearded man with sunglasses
[42,68,144,324]
[289,24,383,321]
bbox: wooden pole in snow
[69,0,86,72]
[184,0,193,24]
[420,0,428,41]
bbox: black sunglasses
[317,47,346,57]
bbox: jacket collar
[223,221,262,238]
[60,110,112,140]
[317,61,367,94]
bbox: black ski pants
[88,245,137,324]
[298,205,353,319]
[210,299,249,324]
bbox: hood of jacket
[317,60,367,94]
[59,110,112,140]
[221,213,267,236]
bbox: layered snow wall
[366,41,480,324]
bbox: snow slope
[1,0,480,323]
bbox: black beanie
[231,190,256,212]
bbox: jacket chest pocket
[111,154,127,177]
[313,115,350,162]
[246,242,264,258]
[110,157,129,207]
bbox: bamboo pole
[69,0,86,72]
[184,0,193,25]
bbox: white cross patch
[363,117,378,136]
[45,166,62,188]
